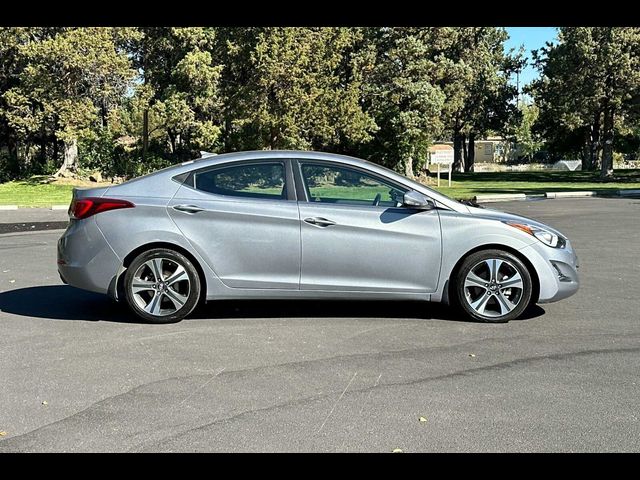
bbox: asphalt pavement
[0,197,638,452]
[0,208,68,234]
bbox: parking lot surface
[0,197,638,452]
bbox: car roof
[122,150,468,212]
[191,150,378,168]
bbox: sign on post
[430,150,454,187]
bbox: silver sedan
[57,151,579,323]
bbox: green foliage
[133,27,223,160]
[0,152,14,182]
[529,27,640,175]
[0,27,136,175]
[358,28,445,176]
[2,26,637,184]
[220,27,375,152]
[354,28,521,175]
[78,128,127,177]
[14,28,134,140]
[513,102,544,160]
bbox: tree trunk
[268,126,279,150]
[582,131,592,171]
[588,113,600,171]
[600,108,614,178]
[466,133,476,173]
[56,138,78,177]
[39,129,48,169]
[462,136,468,165]
[17,141,32,173]
[580,141,593,171]
[167,130,176,155]
[404,156,414,179]
[142,108,149,162]
[52,137,59,170]
[453,131,464,172]
[6,134,19,176]
[223,116,231,151]
[596,145,603,171]
[101,100,108,128]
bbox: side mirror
[403,190,435,210]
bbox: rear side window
[193,162,286,200]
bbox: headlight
[503,221,566,248]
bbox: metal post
[448,162,452,187]
[437,163,440,187]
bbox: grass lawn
[0,177,112,207]
[0,181,74,207]
[1,170,639,206]
[429,169,640,200]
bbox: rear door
[295,160,442,293]
[168,160,300,289]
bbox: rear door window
[194,162,286,200]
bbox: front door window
[299,163,406,207]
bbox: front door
[168,160,300,289]
[296,161,442,293]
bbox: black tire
[453,249,533,323]
[124,248,201,324]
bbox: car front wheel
[454,249,533,323]
[124,248,201,324]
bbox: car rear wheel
[454,249,533,323]
[124,248,201,324]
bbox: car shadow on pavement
[190,299,545,323]
[0,285,137,323]
[0,285,545,324]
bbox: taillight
[69,197,134,220]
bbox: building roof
[429,144,454,152]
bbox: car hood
[466,204,566,237]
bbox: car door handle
[173,204,205,214]
[304,217,336,227]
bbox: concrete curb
[545,191,599,199]
[473,193,527,203]
[0,228,67,237]
[546,189,640,199]
[0,205,68,210]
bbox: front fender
[432,211,538,303]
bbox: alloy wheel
[130,257,191,316]
[463,258,524,318]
